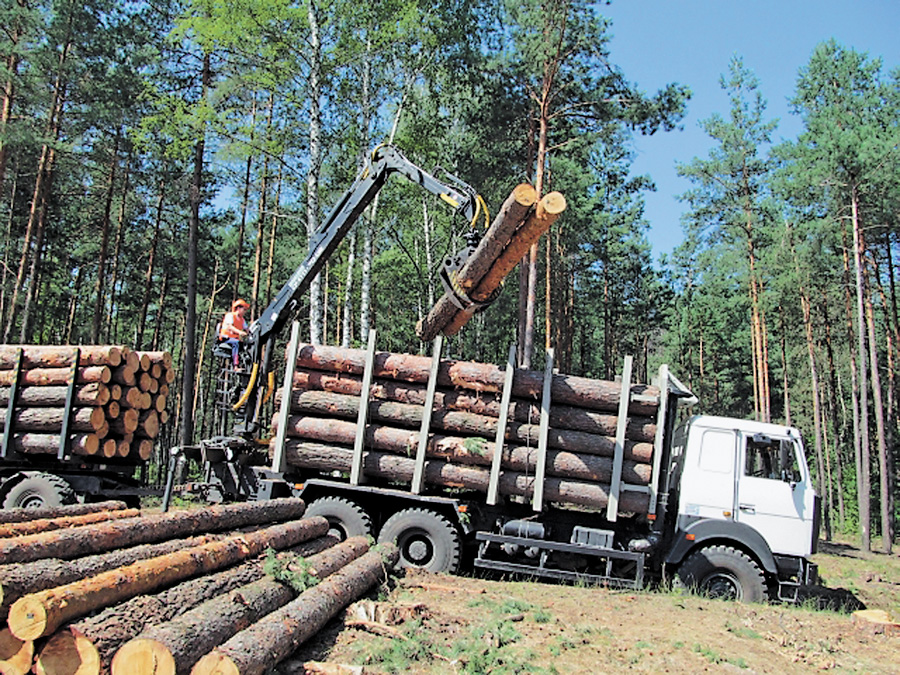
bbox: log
[109,408,139,435]
[35,536,339,675]
[0,500,128,525]
[0,345,123,369]
[8,517,328,640]
[140,351,172,369]
[0,534,222,618]
[0,405,107,433]
[0,508,141,539]
[279,441,649,513]
[0,382,111,407]
[0,626,32,675]
[294,343,659,415]
[0,497,307,565]
[135,410,159,439]
[443,191,566,336]
[190,544,400,675]
[7,432,102,457]
[0,366,111,386]
[416,184,537,341]
[110,366,136,387]
[110,537,373,675]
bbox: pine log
[0,497,307,565]
[0,366,111,386]
[36,535,339,675]
[101,439,118,458]
[0,405,107,433]
[135,410,159,439]
[110,366,136,387]
[279,441,649,513]
[191,544,399,675]
[0,508,141,539]
[294,344,659,415]
[0,534,222,617]
[7,432,102,457]
[110,537,372,675]
[444,191,566,337]
[8,516,328,640]
[278,412,653,463]
[109,408,139,435]
[416,184,537,341]
[0,500,128,525]
[0,345,123,369]
[0,626,32,675]
[0,382,111,408]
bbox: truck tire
[2,473,76,510]
[377,508,461,574]
[674,545,767,602]
[305,496,372,539]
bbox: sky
[601,0,900,261]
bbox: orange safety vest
[219,311,247,340]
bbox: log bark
[0,366,111,386]
[0,405,107,432]
[35,536,339,675]
[0,508,140,539]
[0,382,111,407]
[0,345,123,369]
[110,537,372,675]
[191,544,399,675]
[6,432,102,456]
[0,497,307,565]
[279,441,649,513]
[0,626,32,675]
[416,185,537,341]
[8,517,328,640]
[0,500,128,525]
[294,344,659,415]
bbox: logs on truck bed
[7,516,329,640]
[190,544,400,675]
[110,537,372,675]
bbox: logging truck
[177,145,821,603]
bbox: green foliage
[263,548,320,593]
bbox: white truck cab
[665,415,820,601]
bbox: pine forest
[0,0,897,552]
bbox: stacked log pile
[0,498,398,675]
[0,345,174,462]
[416,185,566,341]
[271,343,661,515]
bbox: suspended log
[0,508,141,539]
[7,517,328,641]
[0,500,128,525]
[0,497,307,565]
[417,184,537,341]
[35,535,338,675]
[279,441,650,514]
[0,626,32,675]
[7,432,102,457]
[294,343,659,415]
[110,537,372,675]
[0,366,111,387]
[0,382,111,408]
[0,406,107,433]
[0,345,124,369]
[0,534,222,618]
[190,544,399,675]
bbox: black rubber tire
[2,473,76,509]
[377,508,461,574]
[674,545,768,602]
[305,496,372,540]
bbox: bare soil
[278,538,900,674]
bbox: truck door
[736,433,815,556]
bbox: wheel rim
[15,489,47,509]
[399,530,434,566]
[702,571,742,600]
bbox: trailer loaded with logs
[0,345,172,509]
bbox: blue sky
[602,0,900,261]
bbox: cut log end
[0,626,33,675]
[7,596,49,641]
[537,191,566,216]
[191,651,239,675]
[34,629,99,675]
[110,637,174,675]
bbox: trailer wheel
[675,545,767,602]
[305,497,372,540]
[378,508,460,574]
[2,473,76,510]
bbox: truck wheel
[305,497,372,540]
[675,545,767,602]
[2,473,76,509]
[377,508,460,574]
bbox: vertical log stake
[532,348,554,512]
[606,355,633,522]
[1,348,24,459]
[412,335,442,494]
[350,329,377,485]
[272,322,302,474]
[488,343,517,506]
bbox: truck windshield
[744,436,800,482]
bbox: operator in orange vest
[219,299,250,367]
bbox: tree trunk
[105,143,132,341]
[91,134,120,343]
[110,537,369,675]
[0,346,124,369]
[0,500,126,526]
[307,0,323,344]
[190,545,399,675]
[0,509,139,540]
[137,182,165,348]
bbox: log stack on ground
[271,343,661,515]
[0,498,398,675]
[0,345,173,463]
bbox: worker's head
[232,298,249,313]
